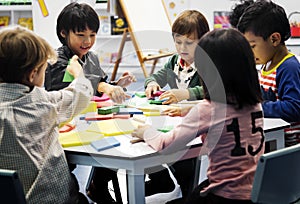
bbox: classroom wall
[32,0,71,48]
[189,0,300,30]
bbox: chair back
[252,144,300,204]
[0,169,26,204]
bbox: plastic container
[289,11,300,38]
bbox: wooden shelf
[286,38,300,46]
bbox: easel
[110,0,176,81]
[110,28,174,81]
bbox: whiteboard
[120,0,176,55]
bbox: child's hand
[145,81,161,98]
[159,89,189,104]
[131,124,151,139]
[66,55,82,78]
[98,82,130,104]
[162,105,192,117]
[116,71,137,88]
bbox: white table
[64,117,289,204]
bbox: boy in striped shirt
[237,0,300,147]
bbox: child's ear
[60,30,67,38]
[28,68,38,83]
[270,32,281,46]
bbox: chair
[251,144,300,204]
[0,169,26,204]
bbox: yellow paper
[143,111,161,116]
[80,101,97,114]
[86,119,140,136]
[59,130,104,147]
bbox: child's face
[244,31,276,65]
[174,32,199,65]
[66,28,97,59]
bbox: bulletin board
[111,0,176,80]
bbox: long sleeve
[144,54,179,89]
[47,76,93,124]
[187,85,204,100]
[143,101,212,152]
[262,57,300,122]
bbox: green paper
[157,126,174,133]
[135,92,146,98]
[63,70,74,82]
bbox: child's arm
[52,55,93,124]
[132,102,209,152]
[144,55,177,96]
[263,62,300,122]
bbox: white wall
[32,0,71,48]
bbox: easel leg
[150,59,158,75]
[111,29,129,81]
[140,62,149,78]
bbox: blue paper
[91,137,120,151]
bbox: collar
[0,83,31,102]
[177,57,196,73]
[262,53,294,75]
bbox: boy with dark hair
[45,3,136,203]
[238,0,300,147]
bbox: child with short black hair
[237,0,300,147]
[0,26,93,204]
[133,28,264,204]
[45,2,136,104]
[44,3,135,203]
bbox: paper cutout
[59,130,104,147]
[62,70,74,82]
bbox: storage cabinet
[0,5,31,27]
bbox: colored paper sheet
[59,130,104,147]
[91,137,120,151]
[80,101,97,114]
[86,119,140,136]
[62,70,74,82]
[91,94,110,102]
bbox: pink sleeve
[143,102,212,152]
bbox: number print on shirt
[248,111,265,156]
[227,111,265,157]
[228,118,246,156]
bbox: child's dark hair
[229,0,254,28]
[0,26,56,83]
[172,10,209,40]
[56,2,100,45]
[195,28,262,108]
[237,0,291,42]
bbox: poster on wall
[213,11,231,29]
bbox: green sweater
[144,54,203,100]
